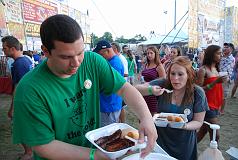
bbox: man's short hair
[224,43,235,51]
[122,45,128,49]
[1,36,21,51]
[20,43,23,51]
[111,42,121,52]
[40,14,84,52]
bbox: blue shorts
[205,109,219,119]
[100,110,121,127]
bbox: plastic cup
[219,72,228,77]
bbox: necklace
[172,92,180,101]
[172,90,185,105]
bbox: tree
[115,36,128,44]
[134,34,147,42]
[101,32,113,42]
[91,32,147,48]
[91,33,100,48]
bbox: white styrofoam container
[85,123,138,159]
[153,113,188,129]
[122,153,177,160]
[153,114,169,127]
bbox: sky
[68,0,238,39]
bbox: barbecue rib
[94,129,135,152]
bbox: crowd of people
[1,14,238,160]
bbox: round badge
[184,108,191,116]
[84,79,92,89]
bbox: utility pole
[0,0,5,6]
[164,10,168,35]
[174,0,177,30]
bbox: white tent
[139,29,188,45]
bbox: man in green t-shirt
[12,14,157,160]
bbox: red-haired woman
[136,56,208,160]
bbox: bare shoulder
[197,66,206,76]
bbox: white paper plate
[85,123,138,159]
[122,153,177,160]
[153,113,187,129]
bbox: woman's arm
[195,67,205,87]
[32,140,109,160]
[156,64,166,78]
[183,111,206,130]
[196,66,226,90]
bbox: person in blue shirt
[93,40,124,126]
[2,35,33,160]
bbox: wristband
[207,84,212,90]
[90,148,96,160]
[148,85,153,95]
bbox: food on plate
[121,128,139,140]
[167,115,184,122]
[94,129,135,152]
[105,138,134,152]
[94,129,122,149]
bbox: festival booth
[0,56,13,95]
[138,29,188,46]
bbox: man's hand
[138,117,158,158]
[94,149,110,160]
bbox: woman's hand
[216,76,228,83]
[151,86,165,96]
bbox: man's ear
[41,45,50,57]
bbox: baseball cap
[197,47,203,52]
[93,40,111,53]
[224,43,235,50]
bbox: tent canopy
[139,29,188,45]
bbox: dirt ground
[0,89,238,160]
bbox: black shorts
[205,109,219,119]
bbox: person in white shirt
[111,42,128,123]
[219,43,235,114]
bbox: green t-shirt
[127,57,135,76]
[13,51,126,160]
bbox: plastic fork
[163,88,173,93]
[125,136,146,160]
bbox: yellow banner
[188,0,198,48]
[25,22,41,37]
[60,4,69,15]
[0,4,6,28]
[7,22,25,43]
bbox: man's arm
[116,82,158,158]
[8,85,16,119]
[32,140,109,160]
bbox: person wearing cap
[93,40,124,127]
[231,50,238,98]
[12,14,157,160]
[219,43,235,114]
